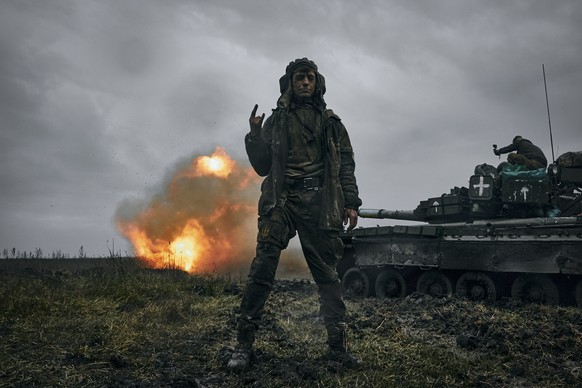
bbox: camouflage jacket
[245,106,362,231]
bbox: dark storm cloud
[0,0,580,255]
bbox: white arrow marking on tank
[432,201,440,213]
[520,186,529,201]
[472,176,490,196]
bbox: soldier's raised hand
[249,104,265,136]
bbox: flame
[115,147,260,274]
[185,147,236,179]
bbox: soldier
[227,58,362,370]
[494,135,548,170]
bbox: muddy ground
[1,264,582,387]
[212,280,582,387]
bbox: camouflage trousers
[239,187,346,326]
[507,153,545,170]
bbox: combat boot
[227,319,257,370]
[326,322,363,369]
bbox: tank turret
[360,157,582,225]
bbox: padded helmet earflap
[317,73,326,96]
[279,74,289,94]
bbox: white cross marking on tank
[472,176,490,196]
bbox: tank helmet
[513,135,523,144]
[279,57,326,96]
[286,57,318,74]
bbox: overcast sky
[1,0,581,257]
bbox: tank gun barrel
[358,208,423,221]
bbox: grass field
[1,258,582,387]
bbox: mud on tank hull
[338,216,582,306]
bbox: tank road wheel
[341,268,371,298]
[375,269,407,299]
[455,272,498,303]
[511,274,559,305]
[575,280,582,307]
[416,271,453,298]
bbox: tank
[338,151,582,306]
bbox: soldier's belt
[286,176,322,191]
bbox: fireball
[115,147,259,274]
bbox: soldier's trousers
[507,153,545,170]
[239,188,346,326]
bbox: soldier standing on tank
[494,135,548,170]
[227,58,363,370]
